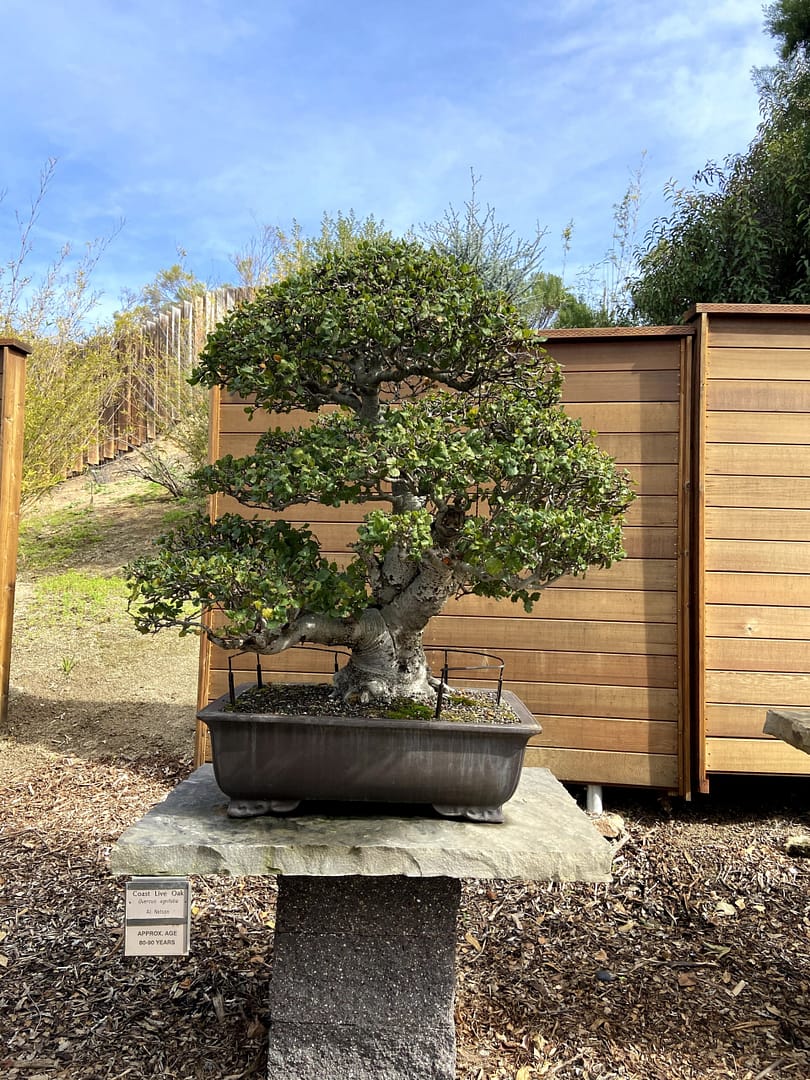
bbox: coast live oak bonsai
[127,237,633,709]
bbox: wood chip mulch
[2,756,810,1079]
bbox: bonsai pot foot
[433,803,505,823]
[227,798,302,818]
[227,796,505,822]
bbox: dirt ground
[3,465,810,1079]
[2,460,201,779]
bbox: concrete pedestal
[269,876,459,1080]
[111,766,611,1079]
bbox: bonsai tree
[127,238,633,706]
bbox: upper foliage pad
[193,238,550,413]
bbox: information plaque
[124,877,191,956]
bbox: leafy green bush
[128,237,633,705]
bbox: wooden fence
[691,304,810,790]
[516,327,693,793]
[72,288,252,473]
[0,338,30,726]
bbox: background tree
[118,250,206,320]
[128,238,632,705]
[765,0,810,59]
[630,8,810,323]
[422,170,646,329]
[230,210,391,287]
[419,173,550,326]
[0,160,129,503]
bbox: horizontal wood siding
[695,306,810,786]
[198,329,692,793]
[521,332,689,791]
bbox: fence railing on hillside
[72,287,253,475]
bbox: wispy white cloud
[1,0,778,319]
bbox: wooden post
[677,332,694,799]
[691,311,709,792]
[0,338,30,726]
[194,384,221,767]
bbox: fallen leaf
[516,1067,533,1080]
[246,1017,267,1039]
[715,901,737,917]
[594,949,609,963]
[465,931,484,952]
[730,980,747,997]
[706,944,731,959]
[677,971,699,987]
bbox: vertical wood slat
[677,333,694,797]
[0,339,30,727]
[194,384,221,768]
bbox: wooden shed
[689,304,810,790]
[195,326,695,796]
[0,338,29,726]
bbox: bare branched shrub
[125,394,210,499]
[1,160,126,504]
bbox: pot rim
[198,685,542,737]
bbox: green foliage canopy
[129,237,632,690]
[765,0,810,59]
[194,238,548,414]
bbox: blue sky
[3,0,775,323]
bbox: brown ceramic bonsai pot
[198,686,542,823]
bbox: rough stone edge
[765,708,810,756]
[110,766,613,882]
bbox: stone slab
[110,765,612,882]
[765,708,810,755]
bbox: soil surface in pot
[228,683,523,724]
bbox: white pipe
[586,784,604,815]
